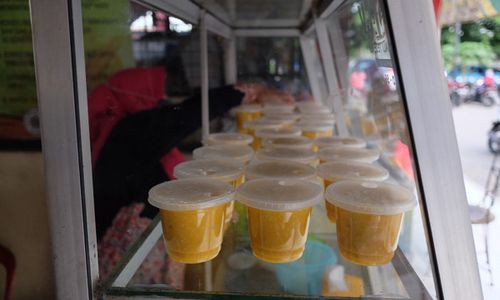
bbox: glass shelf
[102,191,433,299]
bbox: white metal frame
[386,1,482,299]
[28,0,482,298]
[299,35,327,104]
[315,19,348,136]
[30,0,97,299]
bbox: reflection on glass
[83,0,439,299]
[327,0,438,298]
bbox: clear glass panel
[324,0,438,298]
[236,37,312,102]
[81,0,439,299]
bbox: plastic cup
[246,160,315,180]
[300,113,335,125]
[254,127,302,151]
[274,240,337,295]
[234,105,262,133]
[300,123,334,140]
[263,103,295,115]
[173,159,246,232]
[315,136,366,150]
[262,136,314,150]
[256,147,317,166]
[260,114,299,127]
[244,120,283,150]
[148,178,235,263]
[325,180,416,266]
[236,178,323,263]
[202,132,254,146]
[317,161,389,222]
[297,103,331,114]
[193,145,254,165]
[317,147,379,164]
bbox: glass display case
[29,0,482,299]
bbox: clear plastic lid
[193,145,254,163]
[298,106,331,114]
[315,136,366,149]
[173,159,245,182]
[246,161,316,180]
[234,104,262,113]
[203,132,254,146]
[262,136,313,149]
[148,178,235,211]
[262,103,295,115]
[299,122,334,132]
[325,180,416,215]
[300,113,335,121]
[256,147,317,164]
[243,119,283,130]
[317,161,389,182]
[236,178,323,211]
[255,127,302,139]
[318,147,379,163]
[260,114,300,123]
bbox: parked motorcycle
[488,120,500,154]
[463,83,499,107]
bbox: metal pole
[200,10,210,138]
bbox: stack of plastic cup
[244,119,283,150]
[193,145,254,165]
[203,132,254,146]
[262,136,314,150]
[173,159,246,232]
[236,178,323,263]
[317,147,379,164]
[315,136,366,151]
[325,180,416,266]
[316,161,389,222]
[234,104,262,133]
[254,127,302,151]
[256,147,318,166]
[148,178,235,263]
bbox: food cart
[29,0,482,299]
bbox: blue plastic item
[274,240,337,296]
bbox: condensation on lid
[262,136,313,148]
[173,159,245,182]
[236,178,323,211]
[255,127,302,138]
[256,147,317,163]
[318,147,379,163]
[315,136,366,149]
[234,104,262,113]
[203,132,254,146]
[246,161,316,180]
[316,161,389,182]
[325,180,416,215]
[148,178,235,211]
[193,145,254,163]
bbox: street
[452,103,500,299]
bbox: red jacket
[88,67,184,179]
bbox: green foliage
[441,17,500,69]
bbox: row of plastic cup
[147,102,416,267]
